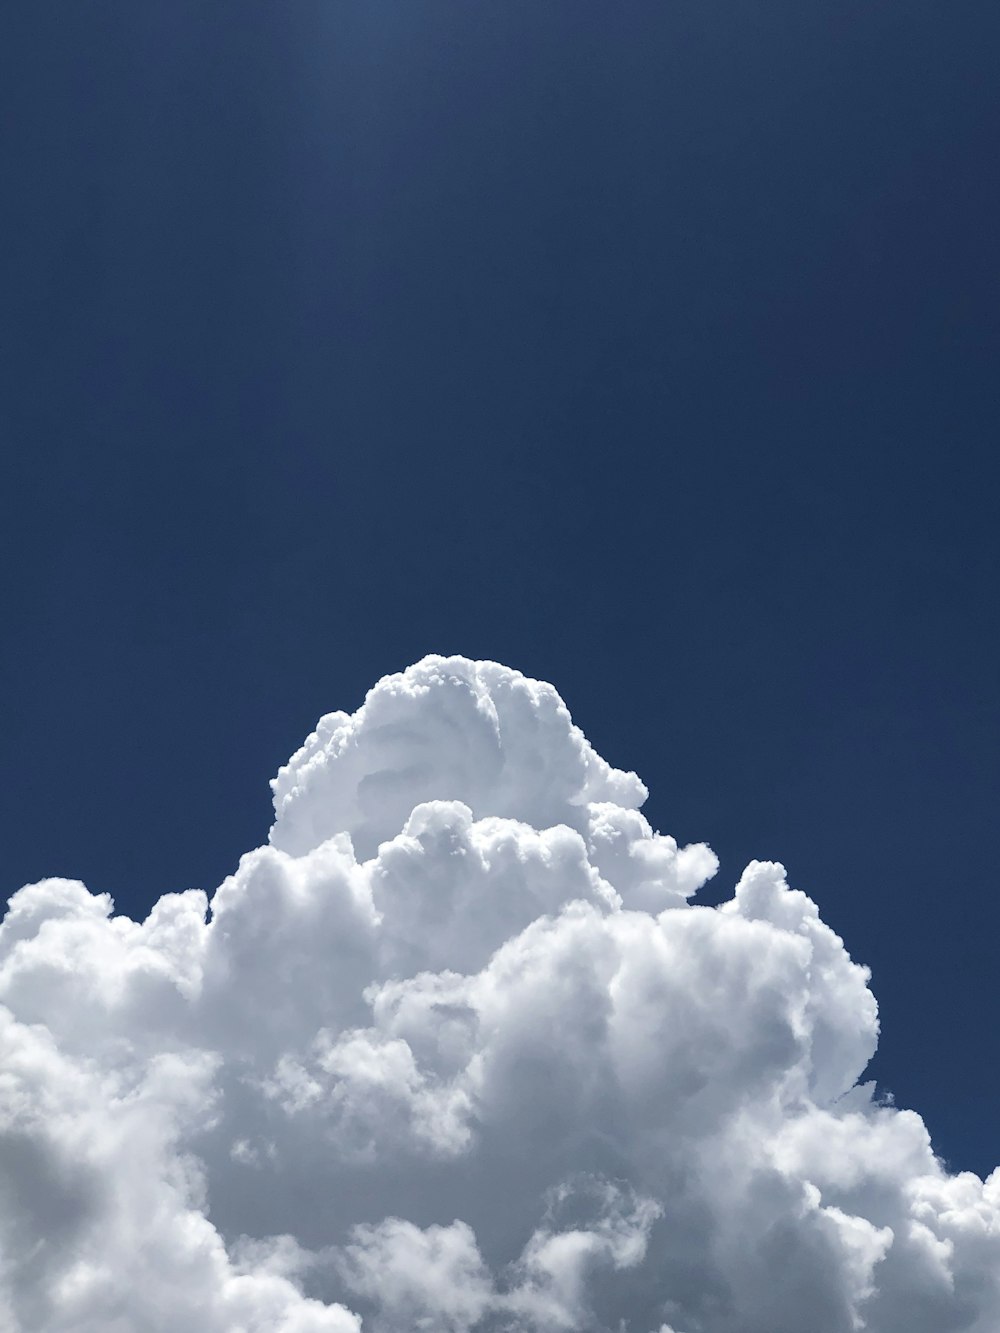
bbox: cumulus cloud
[1,654,998,1331]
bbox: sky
[1,0,998,1308]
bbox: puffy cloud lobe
[0,654,997,1331]
[269,658,648,861]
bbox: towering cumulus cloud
[1,656,997,1331]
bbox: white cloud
[1,654,997,1331]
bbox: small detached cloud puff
[1,655,997,1331]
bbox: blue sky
[2,0,998,1201]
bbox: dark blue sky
[2,3,998,1176]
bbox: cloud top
[269,656,648,859]
[1,656,997,1331]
